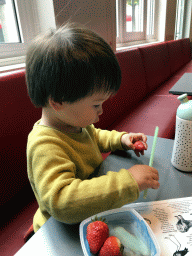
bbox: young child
[26,22,160,232]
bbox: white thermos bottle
[171,93,192,172]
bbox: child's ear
[48,98,63,111]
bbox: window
[175,0,191,40]
[175,0,185,40]
[0,0,21,44]
[0,0,56,68]
[147,0,155,37]
[116,0,156,45]
[126,0,144,33]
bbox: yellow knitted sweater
[27,121,139,232]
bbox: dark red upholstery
[97,48,147,129]
[0,199,38,255]
[180,38,192,64]
[0,39,192,255]
[139,43,171,92]
[109,95,180,139]
[174,60,192,76]
[153,75,182,96]
[166,39,186,75]
[0,70,41,206]
[96,39,192,136]
[0,70,41,255]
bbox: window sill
[0,56,25,73]
[116,39,161,51]
[0,40,162,74]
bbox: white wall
[154,0,167,41]
[53,0,192,51]
[53,0,116,51]
[164,0,177,41]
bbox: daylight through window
[0,0,21,44]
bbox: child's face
[57,92,111,129]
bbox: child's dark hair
[26,22,121,107]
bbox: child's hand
[121,133,148,157]
[128,165,160,192]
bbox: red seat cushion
[139,43,171,93]
[153,75,182,96]
[180,38,191,64]
[108,95,180,139]
[0,199,38,256]
[166,39,185,75]
[173,60,192,77]
[0,70,41,206]
[24,224,34,243]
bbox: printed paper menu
[128,197,192,256]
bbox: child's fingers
[136,133,147,143]
[151,180,160,189]
[143,142,148,150]
[131,133,148,147]
[145,168,160,189]
[152,171,159,181]
[152,167,159,177]
[134,148,146,157]
[134,150,141,157]
[146,174,160,190]
[151,170,160,189]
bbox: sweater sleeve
[30,138,139,225]
[91,125,128,153]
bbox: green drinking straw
[143,126,159,199]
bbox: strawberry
[133,141,146,152]
[86,217,109,254]
[99,236,124,256]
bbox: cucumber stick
[110,226,150,256]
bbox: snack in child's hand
[86,216,109,254]
[133,141,146,152]
[99,236,124,256]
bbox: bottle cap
[178,93,188,103]
[177,93,192,120]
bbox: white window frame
[117,0,148,44]
[116,0,159,49]
[175,0,192,40]
[175,0,185,40]
[0,0,56,68]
